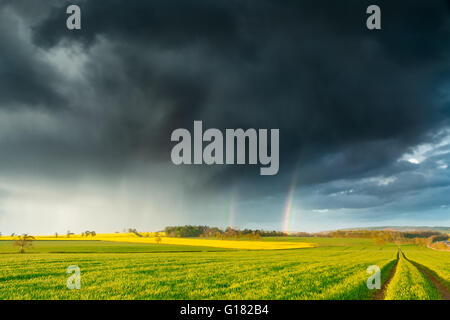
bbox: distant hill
[339,226,450,234]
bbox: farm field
[0,234,316,250]
[400,245,450,292]
[0,237,448,300]
[384,251,440,300]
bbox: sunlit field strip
[101,237,316,250]
[0,245,397,299]
[1,234,316,250]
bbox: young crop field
[400,245,450,291]
[384,252,440,300]
[0,237,448,300]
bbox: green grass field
[384,251,440,300]
[0,239,448,300]
[401,244,450,291]
[0,240,233,254]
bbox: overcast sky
[0,0,449,234]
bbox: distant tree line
[163,226,448,240]
[324,230,442,240]
[164,225,288,239]
[322,229,448,247]
[165,226,221,238]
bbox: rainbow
[282,166,299,234]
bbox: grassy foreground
[0,237,448,300]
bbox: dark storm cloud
[0,0,450,230]
[33,0,242,50]
[20,0,449,187]
[0,7,64,109]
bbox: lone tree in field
[14,234,35,253]
[67,231,75,238]
[155,236,162,244]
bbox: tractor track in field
[373,251,399,300]
[376,249,450,300]
[402,252,450,300]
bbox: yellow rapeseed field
[103,236,316,250]
[1,233,315,250]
